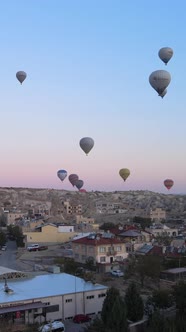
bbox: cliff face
[0,187,186,221]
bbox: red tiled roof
[72,236,123,246]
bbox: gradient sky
[0,0,186,194]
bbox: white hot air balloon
[16,71,27,84]
[79,137,94,155]
[149,70,171,95]
[158,47,173,65]
[159,89,167,98]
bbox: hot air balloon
[16,71,27,84]
[159,89,167,98]
[119,168,130,182]
[68,174,79,186]
[57,170,67,182]
[75,179,84,190]
[164,179,174,190]
[149,70,171,96]
[158,47,173,65]
[79,137,94,155]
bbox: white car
[111,270,124,277]
[39,321,65,332]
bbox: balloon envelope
[16,71,27,84]
[164,179,174,190]
[158,47,173,65]
[79,189,87,193]
[75,179,84,190]
[57,170,67,182]
[79,137,94,155]
[68,174,79,186]
[159,89,167,98]
[119,168,130,182]
[149,70,171,95]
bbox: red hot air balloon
[79,189,87,193]
[164,179,174,190]
[68,174,79,186]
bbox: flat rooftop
[162,267,186,274]
[0,273,107,304]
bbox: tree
[133,216,152,230]
[136,255,162,287]
[0,213,7,226]
[145,289,173,318]
[145,310,169,332]
[173,281,186,318]
[125,282,144,322]
[101,287,128,332]
[7,225,24,247]
[99,222,115,231]
[0,231,7,246]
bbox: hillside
[0,187,186,222]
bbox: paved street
[0,240,17,270]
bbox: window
[86,295,94,299]
[81,245,86,251]
[82,255,86,261]
[116,256,122,261]
[99,247,106,253]
[100,256,106,263]
[89,246,94,252]
[65,299,72,303]
[74,254,79,259]
[98,293,106,298]
[116,246,122,252]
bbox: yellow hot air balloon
[119,168,130,182]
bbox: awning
[0,302,48,314]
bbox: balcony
[107,250,116,256]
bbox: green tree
[145,310,169,332]
[133,216,152,230]
[85,256,96,270]
[125,282,144,322]
[101,287,128,332]
[7,225,24,247]
[173,281,186,318]
[136,255,162,287]
[0,231,7,246]
[0,213,7,226]
[99,222,115,231]
[150,289,173,309]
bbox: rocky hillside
[0,187,186,222]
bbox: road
[0,240,17,270]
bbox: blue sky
[0,0,185,193]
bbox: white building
[0,271,107,326]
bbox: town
[0,187,186,331]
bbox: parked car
[27,244,39,251]
[1,245,7,251]
[27,244,48,252]
[111,270,124,277]
[39,321,65,332]
[73,314,91,324]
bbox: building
[23,223,78,243]
[149,208,166,221]
[0,271,107,325]
[95,201,127,214]
[72,233,128,272]
[145,224,178,237]
[160,267,186,283]
[5,212,25,225]
[62,201,82,215]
